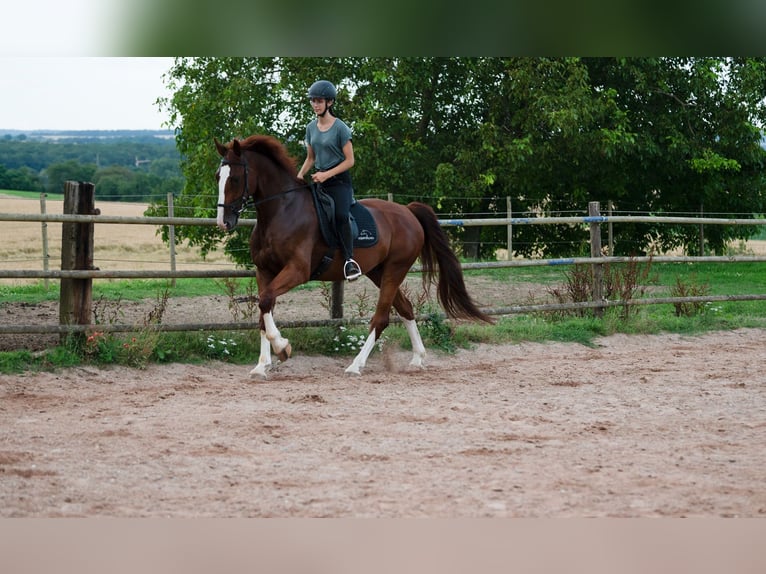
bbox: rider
[297,80,362,281]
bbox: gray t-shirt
[305,118,352,171]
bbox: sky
[1,1,764,133]
[0,57,175,132]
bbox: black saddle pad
[350,201,377,248]
[311,185,378,249]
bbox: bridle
[217,159,252,217]
[217,157,314,216]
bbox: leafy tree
[0,165,42,191]
[43,160,97,195]
[582,57,766,254]
[92,166,137,201]
[154,57,766,264]
[1,136,183,200]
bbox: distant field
[0,193,230,285]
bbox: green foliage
[0,346,81,375]
[330,325,377,355]
[155,57,766,264]
[202,334,241,360]
[421,311,457,353]
[0,135,183,201]
[0,164,42,192]
[0,350,35,373]
[44,160,97,194]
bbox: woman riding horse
[215,135,493,377]
[297,80,362,281]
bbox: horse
[214,134,493,377]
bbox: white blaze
[216,164,231,229]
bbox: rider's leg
[329,177,361,281]
[339,218,361,280]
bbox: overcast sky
[0,57,175,132]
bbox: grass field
[0,191,230,286]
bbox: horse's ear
[214,138,228,158]
[232,139,242,156]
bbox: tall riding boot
[339,219,362,281]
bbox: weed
[218,276,259,322]
[82,330,114,363]
[93,294,125,326]
[349,287,374,319]
[547,257,656,319]
[670,274,711,317]
[421,311,456,353]
[603,257,657,319]
[332,325,365,354]
[398,281,430,317]
[79,287,171,368]
[120,288,169,368]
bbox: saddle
[309,184,378,280]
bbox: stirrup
[344,259,362,281]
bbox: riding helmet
[308,80,337,101]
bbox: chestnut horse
[215,135,492,377]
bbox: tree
[0,165,42,191]
[583,57,766,254]
[154,57,766,263]
[43,160,97,195]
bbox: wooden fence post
[589,201,604,318]
[167,192,177,287]
[331,281,344,319]
[59,181,98,342]
[506,196,512,261]
[607,199,614,257]
[39,192,50,290]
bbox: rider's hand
[312,171,329,184]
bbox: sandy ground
[2,327,766,517]
[3,195,766,517]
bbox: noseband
[217,159,252,217]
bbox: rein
[217,158,312,215]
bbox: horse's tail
[408,202,495,324]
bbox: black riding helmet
[307,80,337,101]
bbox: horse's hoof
[409,355,426,369]
[276,343,291,362]
[250,364,269,378]
[344,364,362,375]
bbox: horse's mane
[237,135,297,174]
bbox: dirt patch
[2,327,765,517]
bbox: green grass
[0,277,319,304]
[2,261,766,374]
[0,189,62,199]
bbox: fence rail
[4,211,766,228]
[3,294,766,336]
[2,184,766,338]
[4,254,766,280]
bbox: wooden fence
[2,181,766,337]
